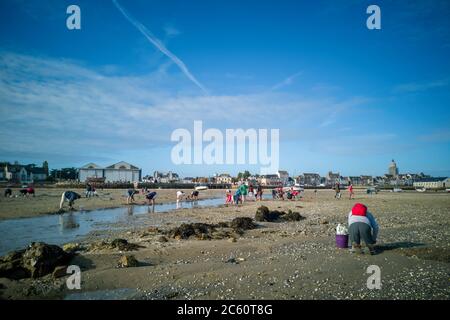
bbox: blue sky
[0,0,449,177]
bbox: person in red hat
[348,203,379,254]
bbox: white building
[277,170,289,185]
[260,174,281,186]
[413,177,449,189]
[79,161,141,183]
[215,174,232,184]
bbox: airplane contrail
[112,0,208,94]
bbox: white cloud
[0,51,376,166]
[271,71,302,91]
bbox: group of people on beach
[225,183,265,206]
[334,182,354,200]
[3,187,35,198]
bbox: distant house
[0,163,7,181]
[1,162,48,183]
[79,161,141,183]
[181,177,195,184]
[153,171,180,183]
[215,174,232,184]
[360,175,373,186]
[303,173,321,186]
[326,171,340,186]
[28,167,48,182]
[277,170,289,185]
[260,174,281,186]
[413,177,449,189]
[349,176,362,186]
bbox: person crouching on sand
[127,188,138,204]
[190,190,199,201]
[348,203,379,255]
[145,191,157,206]
[60,191,81,210]
[176,190,185,208]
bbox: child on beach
[348,203,379,255]
[348,183,354,199]
[225,189,233,205]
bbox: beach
[0,189,449,299]
[0,188,224,220]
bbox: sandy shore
[0,190,449,300]
[0,188,223,220]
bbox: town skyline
[1,1,449,178]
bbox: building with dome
[388,159,399,178]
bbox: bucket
[336,234,349,248]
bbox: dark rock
[255,207,304,222]
[110,239,141,251]
[0,249,29,280]
[168,223,216,240]
[281,211,305,221]
[52,265,68,278]
[216,222,230,228]
[230,217,257,231]
[0,243,72,279]
[255,206,281,222]
[22,242,72,279]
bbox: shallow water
[0,197,227,256]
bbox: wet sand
[0,190,449,300]
[0,188,223,220]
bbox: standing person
[256,184,263,201]
[277,186,285,200]
[272,189,277,200]
[127,188,138,204]
[248,184,254,200]
[233,188,242,206]
[348,203,379,255]
[334,182,341,199]
[85,183,92,198]
[348,183,354,200]
[145,191,157,206]
[59,191,82,210]
[239,183,248,203]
